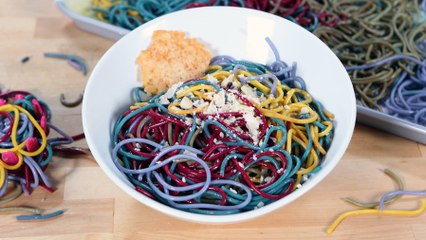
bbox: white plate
[82,6,356,223]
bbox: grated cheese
[180,96,193,109]
[220,73,234,88]
[170,74,265,146]
[238,162,244,169]
[264,176,272,184]
[243,113,260,144]
[241,85,261,104]
[185,117,193,126]
[159,81,183,104]
[206,74,219,84]
[183,150,198,157]
[300,107,309,115]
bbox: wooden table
[1,1,425,239]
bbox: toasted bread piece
[136,30,211,94]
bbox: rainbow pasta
[0,91,82,220]
[112,39,335,215]
[90,0,340,32]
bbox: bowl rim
[82,6,357,224]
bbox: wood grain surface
[1,1,425,239]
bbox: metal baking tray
[56,0,426,144]
[357,106,426,144]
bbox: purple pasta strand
[379,190,426,210]
[166,179,252,210]
[113,138,252,211]
[345,54,426,71]
[384,60,426,125]
[210,55,235,65]
[0,170,8,197]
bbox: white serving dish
[82,7,356,223]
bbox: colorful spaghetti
[0,91,82,220]
[112,39,335,214]
[91,0,341,32]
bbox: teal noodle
[13,96,52,122]
[201,119,287,151]
[36,141,53,167]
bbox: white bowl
[82,6,356,224]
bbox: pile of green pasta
[314,0,426,111]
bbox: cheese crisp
[136,30,212,94]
